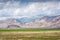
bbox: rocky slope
[0,18,21,28]
[23,15,60,28]
[0,15,60,29]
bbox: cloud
[22,2,60,16]
[0,1,60,19]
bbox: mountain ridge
[0,15,60,28]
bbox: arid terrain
[0,31,60,40]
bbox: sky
[0,0,60,20]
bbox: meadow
[0,31,60,40]
[0,28,60,32]
[0,28,60,40]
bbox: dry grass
[0,31,60,40]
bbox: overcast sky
[0,0,60,20]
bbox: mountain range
[0,15,60,29]
[23,15,60,28]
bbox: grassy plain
[0,28,60,40]
[0,31,60,40]
[0,28,60,32]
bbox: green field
[0,28,60,40]
[0,28,60,32]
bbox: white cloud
[24,2,60,15]
[0,1,60,19]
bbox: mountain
[0,18,21,28]
[0,15,60,29]
[16,16,43,24]
[22,15,60,28]
[16,17,36,24]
